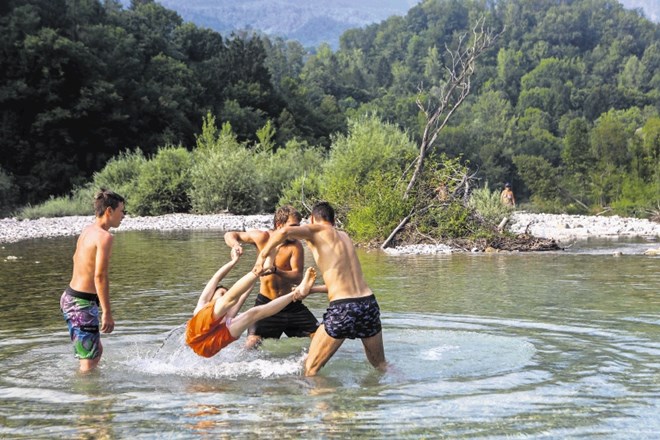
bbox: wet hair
[93,188,125,217]
[311,201,335,225]
[274,205,302,228]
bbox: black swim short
[323,294,382,340]
[248,294,319,339]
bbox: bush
[14,148,148,218]
[17,194,91,219]
[418,202,474,238]
[258,139,326,213]
[189,119,263,214]
[132,146,193,216]
[278,172,323,216]
[91,149,147,206]
[468,185,512,225]
[344,172,411,242]
[320,114,417,222]
[610,172,660,217]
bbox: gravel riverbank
[1,212,659,252]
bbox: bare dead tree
[404,18,502,199]
[381,19,502,250]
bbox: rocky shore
[0,213,272,244]
[1,212,659,254]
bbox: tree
[403,18,502,200]
[380,18,502,248]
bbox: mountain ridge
[120,0,658,48]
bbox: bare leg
[230,267,317,338]
[361,331,387,371]
[304,324,344,376]
[79,341,103,373]
[212,271,258,319]
[229,292,294,338]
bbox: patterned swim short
[323,294,382,340]
[60,286,101,360]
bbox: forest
[1,0,659,234]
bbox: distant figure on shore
[253,201,386,376]
[60,189,126,373]
[500,182,516,207]
[185,249,317,358]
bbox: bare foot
[293,267,317,301]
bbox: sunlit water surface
[0,230,658,439]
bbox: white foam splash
[119,340,305,379]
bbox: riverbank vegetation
[2,0,659,241]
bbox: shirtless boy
[186,249,317,358]
[224,206,319,348]
[60,189,126,372]
[254,201,386,376]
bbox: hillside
[119,0,658,48]
[121,0,419,48]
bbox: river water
[0,230,658,439]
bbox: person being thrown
[185,248,317,358]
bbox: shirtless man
[500,182,516,207]
[186,249,317,358]
[254,201,386,376]
[224,206,319,348]
[60,189,126,372]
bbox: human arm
[224,230,268,256]
[95,233,114,334]
[194,249,240,313]
[310,284,328,294]
[253,225,315,275]
[273,241,304,284]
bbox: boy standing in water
[186,249,317,358]
[253,201,386,376]
[224,205,319,349]
[60,189,126,373]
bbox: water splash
[118,327,306,379]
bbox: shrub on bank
[468,186,513,224]
[132,146,193,216]
[259,139,326,213]
[189,118,263,214]
[319,114,417,240]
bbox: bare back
[69,224,113,294]
[305,224,372,302]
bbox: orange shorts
[185,299,239,358]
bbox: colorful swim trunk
[323,294,382,340]
[185,299,238,358]
[60,286,101,360]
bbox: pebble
[0,212,658,256]
[0,213,272,244]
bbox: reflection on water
[0,230,658,438]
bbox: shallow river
[0,230,658,439]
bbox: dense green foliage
[0,0,335,206]
[4,0,660,225]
